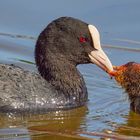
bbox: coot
[0,17,113,113]
[109,62,140,113]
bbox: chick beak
[108,65,126,77]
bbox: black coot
[0,17,113,113]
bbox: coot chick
[0,17,113,113]
[109,62,140,113]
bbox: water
[0,0,140,139]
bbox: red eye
[79,37,87,43]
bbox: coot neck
[41,56,88,104]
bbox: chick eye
[79,36,88,43]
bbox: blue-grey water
[0,1,140,139]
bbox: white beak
[88,25,113,72]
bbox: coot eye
[79,36,88,43]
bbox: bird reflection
[0,107,88,140]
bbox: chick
[109,62,140,113]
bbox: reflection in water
[116,112,140,137]
[0,128,30,140]
[0,107,88,140]
[0,107,140,140]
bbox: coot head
[35,17,113,76]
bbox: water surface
[0,0,140,139]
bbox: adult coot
[0,17,113,113]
